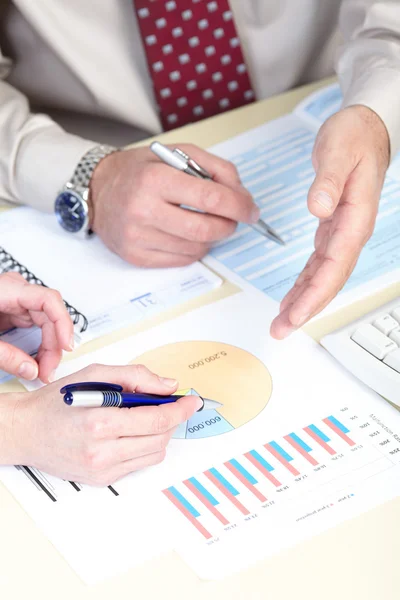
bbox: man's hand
[6,364,201,485]
[90,143,260,267]
[271,105,390,339]
[0,272,74,382]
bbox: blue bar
[308,424,330,442]
[269,441,294,462]
[209,467,239,496]
[168,486,200,517]
[289,432,312,452]
[327,416,350,434]
[229,459,258,485]
[188,477,218,506]
[249,450,274,472]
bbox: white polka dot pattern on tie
[138,7,149,18]
[134,0,255,130]
[179,53,191,64]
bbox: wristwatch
[54,144,118,237]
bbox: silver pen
[150,141,285,246]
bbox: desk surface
[1,78,400,600]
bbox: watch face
[55,191,87,233]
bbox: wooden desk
[1,77,400,600]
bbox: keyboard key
[373,314,399,335]
[389,328,400,346]
[391,306,400,322]
[384,348,400,373]
[351,324,397,359]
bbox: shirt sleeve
[0,49,95,213]
[337,0,400,158]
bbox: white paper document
[1,292,400,583]
[0,207,222,384]
[205,83,400,315]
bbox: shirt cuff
[340,66,400,161]
[13,125,96,213]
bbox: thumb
[308,149,356,219]
[0,341,38,380]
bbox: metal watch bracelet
[69,144,119,234]
[70,145,119,190]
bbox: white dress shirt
[0,0,400,212]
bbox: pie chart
[130,341,273,439]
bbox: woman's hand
[0,272,74,382]
[6,364,201,485]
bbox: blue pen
[60,382,222,412]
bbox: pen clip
[173,148,212,179]
[60,382,124,394]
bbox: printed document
[1,292,400,583]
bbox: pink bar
[184,479,229,526]
[204,470,250,516]
[224,462,267,502]
[304,426,336,456]
[284,435,319,466]
[162,489,212,539]
[244,453,281,487]
[264,443,300,476]
[323,418,355,447]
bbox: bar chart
[163,410,400,541]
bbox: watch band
[70,144,119,190]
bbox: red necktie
[134,0,255,130]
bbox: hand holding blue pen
[61,382,222,411]
[7,365,203,488]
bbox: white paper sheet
[2,291,400,583]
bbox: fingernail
[195,397,204,411]
[280,327,295,339]
[18,362,38,381]
[293,313,310,327]
[315,192,333,212]
[251,205,260,223]
[159,377,178,388]
[275,322,296,339]
[68,335,75,351]
[48,370,57,383]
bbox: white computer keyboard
[320,296,400,407]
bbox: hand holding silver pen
[151,141,285,246]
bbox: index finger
[287,208,371,328]
[163,168,259,225]
[176,144,242,188]
[95,395,202,438]
[19,285,74,351]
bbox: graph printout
[2,293,400,583]
[163,405,400,579]
[205,84,400,314]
